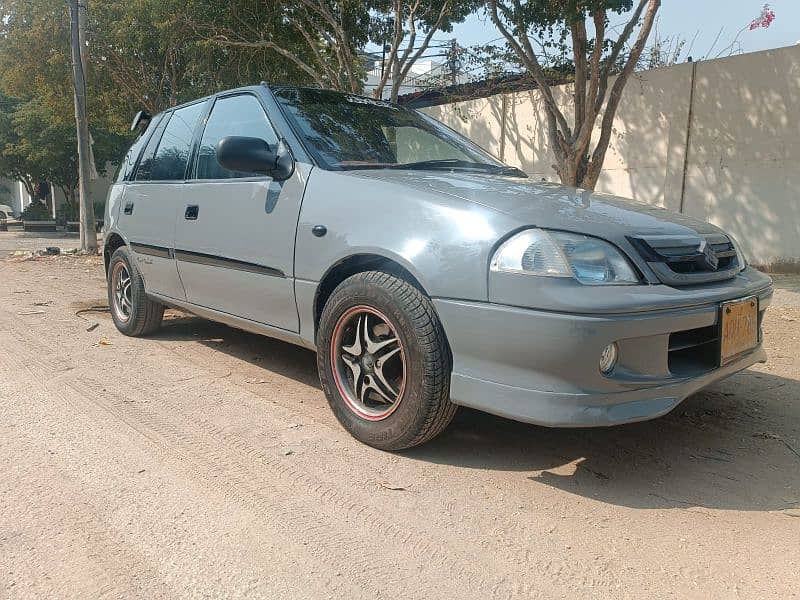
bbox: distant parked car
[0,204,15,220]
[103,85,773,450]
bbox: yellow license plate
[720,296,758,365]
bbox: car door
[175,92,306,332]
[120,100,208,300]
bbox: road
[1,231,799,599]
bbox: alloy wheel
[330,305,406,420]
[111,261,133,323]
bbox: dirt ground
[1,231,799,599]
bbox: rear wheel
[317,271,456,450]
[107,246,164,337]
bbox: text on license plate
[720,296,758,365]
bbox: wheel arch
[313,253,429,340]
[103,232,127,277]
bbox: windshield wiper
[386,159,528,177]
[338,159,527,177]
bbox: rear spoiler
[130,110,152,133]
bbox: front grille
[667,308,765,376]
[668,324,719,375]
[628,233,741,285]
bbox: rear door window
[150,101,208,181]
[196,95,278,180]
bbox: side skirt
[147,291,317,351]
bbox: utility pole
[69,0,97,252]
[447,39,459,86]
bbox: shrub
[20,201,50,221]
[57,201,79,224]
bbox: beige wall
[424,45,800,268]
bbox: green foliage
[370,0,479,41]
[0,95,126,199]
[502,0,634,31]
[0,0,495,193]
[89,0,305,117]
[192,0,373,93]
[0,94,35,194]
[57,199,105,222]
[56,200,78,223]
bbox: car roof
[268,85,398,107]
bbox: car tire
[317,271,456,451]
[107,246,164,337]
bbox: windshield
[273,87,524,176]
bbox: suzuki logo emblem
[698,240,719,271]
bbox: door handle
[184,205,199,220]
[123,202,134,215]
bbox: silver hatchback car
[104,85,772,450]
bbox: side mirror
[131,110,151,133]
[216,136,294,181]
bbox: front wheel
[317,271,456,451]
[107,246,164,337]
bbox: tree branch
[487,0,571,161]
[209,34,327,88]
[571,18,588,141]
[594,0,648,114]
[587,0,661,187]
[373,0,404,98]
[571,9,606,161]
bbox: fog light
[599,343,618,374]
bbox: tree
[89,0,294,116]
[0,96,37,198]
[0,1,126,187]
[195,0,372,93]
[487,0,660,189]
[0,96,124,206]
[371,1,476,102]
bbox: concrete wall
[424,45,800,268]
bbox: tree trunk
[487,0,660,191]
[390,61,401,103]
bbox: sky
[435,0,799,62]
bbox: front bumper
[434,285,772,427]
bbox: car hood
[348,170,723,240]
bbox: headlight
[490,228,640,285]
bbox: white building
[0,178,33,218]
[363,53,461,100]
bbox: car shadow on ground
[157,311,321,388]
[154,312,800,514]
[409,373,800,513]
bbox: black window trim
[130,111,172,183]
[122,111,164,182]
[123,87,305,185]
[130,97,211,184]
[268,85,504,172]
[188,90,282,183]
